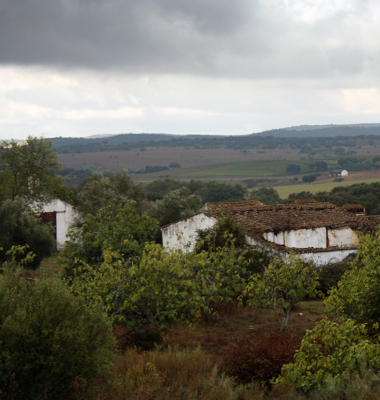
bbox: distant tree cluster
[248,187,283,204]
[337,156,378,171]
[286,182,380,214]
[144,177,247,204]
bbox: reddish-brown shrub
[222,331,304,385]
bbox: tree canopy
[248,187,283,205]
[0,198,55,270]
[60,201,159,279]
[76,170,146,216]
[148,187,203,226]
[0,136,61,206]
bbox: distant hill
[49,133,224,148]
[47,124,380,155]
[283,123,380,131]
[256,124,380,138]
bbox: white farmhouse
[35,198,79,250]
[161,200,379,266]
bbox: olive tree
[325,229,380,329]
[276,318,380,392]
[70,242,246,333]
[241,257,319,331]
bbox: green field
[275,177,380,198]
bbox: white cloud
[64,106,144,120]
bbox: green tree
[0,198,55,270]
[0,136,61,206]
[241,257,319,331]
[60,201,159,279]
[148,187,203,226]
[77,170,146,216]
[70,242,246,333]
[300,144,313,154]
[302,173,320,184]
[325,230,380,329]
[285,164,301,174]
[248,187,283,204]
[199,181,248,203]
[309,161,328,172]
[334,147,346,156]
[0,265,116,399]
[276,318,380,392]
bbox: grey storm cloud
[0,0,379,80]
[0,0,254,72]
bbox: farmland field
[57,140,380,188]
[274,171,380,198]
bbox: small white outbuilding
[36,198,79,250]
[341,170,348,176]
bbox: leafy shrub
[60,201,158,279]
[0,198,55,270]
[0,271,117,400]
[277,318,380,392]
[325,231,380,329]
[223,331,303,385]
[315,261,354,294]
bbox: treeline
[337,156,380,171]
[53,133,380,154]
[284,182,380,215]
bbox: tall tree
[248,187,283,204]
[76,171,146,216]
[0,136,61,206]
[148,187,203,226]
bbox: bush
[0,198,55,270]
[0,271,117,399]
[60,201,159,279]
[223,331,303,385]
[277,318,380,392]
[316,261,354,295]
[105,346,265,400]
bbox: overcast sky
[1,0,380,140]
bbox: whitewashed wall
[161,213,217,253]
[41,198,79,249]
[297,249,357,265]
[328,227,359,247]
[263,227,358,249]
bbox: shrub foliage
[0,270,117,399]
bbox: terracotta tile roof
[204,201,377,236]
